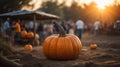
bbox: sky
[22,0,120,11]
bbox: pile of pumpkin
[43,22,83,60]
[43,22,98,60]
[21,30,40,52]
[21,30,34,39]
[22,22,97,60]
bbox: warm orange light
[97,2,106,10]
[78,0,115,10]
[95,0,114,10]
[95,0,107,10]
[22,0,117,11]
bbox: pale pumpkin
[34,39,40,46]
[27,32,34,39]
[43,22,82,60]
[24,44,33,52]
[21,30,27,38]
[90,44,97,49]
[35,34,40,40]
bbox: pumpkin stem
[54,21,66,37]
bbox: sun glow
[96,1,106,10]
[22,0,42,11]
[78,0,115,10]
[22,0,119,11]
[94,0,114,10]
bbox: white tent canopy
[0,10,60,20]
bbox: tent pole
[33,15,36,41]
[33,15,36,33]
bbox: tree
[68,1,81,20]
[82,2,99,23]
[40,0,65,19]
[39,0,120,23]
[0,0,31,14]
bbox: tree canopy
[0,0,120,24]
[39,0,120,23]
[40,0,65,19]
[0,0,31,14]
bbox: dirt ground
[7,32,120,67]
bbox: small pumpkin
[24,44,33,52]
[90,44,97,49]
[21,30,27,38]
[35,34,40,40]
[43,22,82,60]
[27,32,34,39]
[34,39,40,46]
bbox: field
[3,32,120,67]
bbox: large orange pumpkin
[27,32,34,39]
[43,22,82,60]
[24,44,33,52]
[21,30,27,38]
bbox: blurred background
[0,0,120,22]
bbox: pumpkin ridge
[65,37,74,59]
[56,37,65,59]
[68,34,82,57]
[67,36,78,58]
[47,37,54,58]
[49,36,58,59]
[68,37,76,57]
[69,34,82,53]
[43,36,54,58]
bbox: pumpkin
[21,30,27,38]
[34,39,40,46]
[43,22,82,60]
[24,44,33,52]
[27,32,34,39]
[35,34,40,40]
[90,44,97,49]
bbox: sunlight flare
[22,0,119,11]
[78,0,115,10]
[95,0,114,10]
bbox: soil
[5,33,120,67]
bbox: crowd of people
[0,18,103,45]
